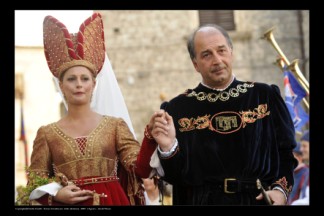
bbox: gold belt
[71,176,119,186]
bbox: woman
[23,13,157,206]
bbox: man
[147,24,297,205]
[300,130,309,165]
[288,142,309,205]
[289,130,310,205]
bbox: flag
[283,69,309,133]
[19,101,29,168]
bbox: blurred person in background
[291,130,310,205]
[142,175,172,205]
[288,142,309,205]
[300,130,309,165]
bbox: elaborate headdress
[43,13,105,79]
[43,12,136,137]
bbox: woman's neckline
[54,115,105,139]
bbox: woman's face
[60,66,95,105]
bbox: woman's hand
[54,184,94,205]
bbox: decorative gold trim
[51,116,107,160]
[57,60,96,78]
[239,104,270,128]
[178,104,270,134]
[271,177,292,197]
[144,125,154,139]
[187,82,254,102]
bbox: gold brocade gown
[28,115,155,205]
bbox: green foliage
[15,170,55,205]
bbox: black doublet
[159,79,297,205]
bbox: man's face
[300,140,309,162]
[192,27,233,89]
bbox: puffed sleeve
[25,126,56,205]
[115,119,141,172]
[270,84,298,198]
[28,126,54,179]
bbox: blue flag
[283,70,309,133]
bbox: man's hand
[256,189,286,205]
[148,110,176,152]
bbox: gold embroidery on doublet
[178,115,211,132]
[272,177,292,195]
[178,104,270,134]
[239,104,270,128]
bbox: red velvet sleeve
[135,131,157,178]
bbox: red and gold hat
[43,13,105,79]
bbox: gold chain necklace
[187,82,254,102]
